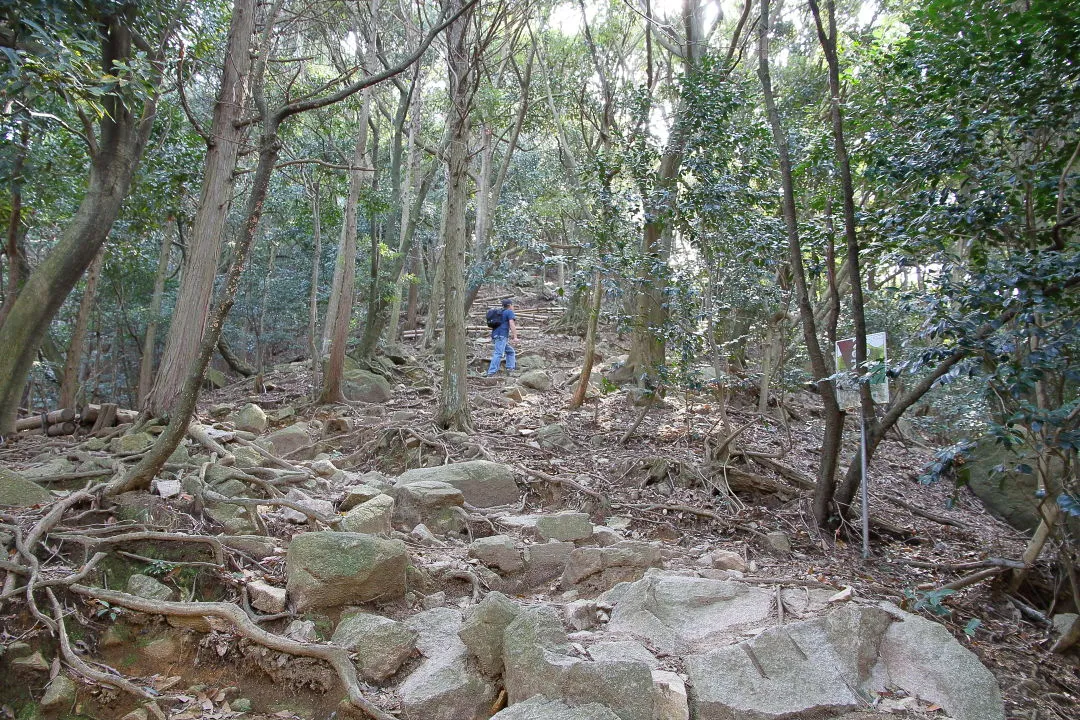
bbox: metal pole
[861,411,870,559]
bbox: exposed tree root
[66,585,397,720]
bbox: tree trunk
[307,178,322,397]
[59,248,105,409]
[570,268,603,408]
[144,0,256,417]
[321,99,374,403]
[809,0,875,526]
[217,336,255,376]
[138,227,173,404]
[385,91,423,344]
[0,124,30,328]
[757,0,846,528]
[0,15,160,434]
[436,0,475,431]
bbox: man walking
[487,298,518,376]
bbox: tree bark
[0,15,161,434]
[436,0,476,431]
[59,248,105,409]
[307,178,322,396]
[144,0,256,417]
[138,227,174,404]
[0,124,29,328]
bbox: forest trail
[0,295,1073,720]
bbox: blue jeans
[487,335,516,375]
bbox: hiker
[486,298,518,376]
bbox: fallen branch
[516,464,604,501]
[67,585,397,720]
[882,494,969,529]
[53,530,224,565]
[188,423,235,465]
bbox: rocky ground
[1,295,1078,720]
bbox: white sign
[834,332,889,409]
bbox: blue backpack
[486,307,503,329]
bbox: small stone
[233,403,267,434]
[153,478,183,499]
[535,423,575,452]
[248,580,287,614]
[127,573,176,601]
[120,709,149,720]
[231,698,252,713]
[422,592,446,609]
[332,611,417,682]
[410,523,448,547]
[652,669,690,720]
[12,650,50,671]
[469,535,524,573]
[142,636,180,662]
[111,431,154,454]
[41,674,77,709]
[1052,613,1078,638]
[285,619,317,643]
[310,458,338,477]
[341,494,395,535]
[340,484,387,511]
[564,600,598,631]
[705,550,747,573]
[518,370,552,391]
[765,531,791,554]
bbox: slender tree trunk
[307,178,322,396]
[145,0,255,417]
[59,248,106,409]
[436,0,475,431]
[321,220,348,355]
[385,92,423,344]
[809,0,875,526]
[320,117,367,403]
[138,227,173,404]
[0,15,160,434]
[0,124,29,328]
[570,268,603,408]
[758,0,846,527]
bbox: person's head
[502,298,514,309]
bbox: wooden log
[15,408,75,431]
[89,403,118,435]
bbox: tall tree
[0,3,176,434]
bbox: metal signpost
[835,332,888,559]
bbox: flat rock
[586,641,659,669]
[607,571,773,654]
[341,494,395,535]
[285,532,407,611]
[396,460,519,508]
[332,611,417,682]
[652,670,689,720]
[277,488,335,524]
[0,467,51,507]
[536,512,593,542]
[522,541,575,587]
[491,696,620,720]
[469,535,524,573]
[535,424,575,452]
[41,674,78,709]
[111,431,154,454]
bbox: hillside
[1,298,1075,720]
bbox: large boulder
[534,424,575,452]
[686,605,1005,720]
[502,608,655,720]
[341,494,395,535]
[393,480,466,534]
[518,370,552,391]
[343,368,393,403]
[400,608,496,720]
[285,532,407,611]
[0,468,51,507]
[332,610,417,682]
[469,535,525,574]
[606,571,773,654]
[396,460,519,508]
[459,591,522,677]
[126,573,176,601]
[879,610,1005,720]
[562,542,664,592]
